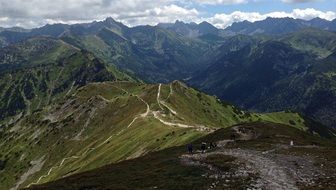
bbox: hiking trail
[27,82,212,188]
[180,125,324,190]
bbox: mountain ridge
[1,17,335,47]
[2,80,333,190]
[188,34,336,128]
[1,19,336,189]
[0,37,133,122]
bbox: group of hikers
[187,133,238,154]
[187,141,217,154]
[186,132,295,154]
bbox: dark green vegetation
[1,17,335,128]
[61,23,211,82]
[188,29,336,128]
[27,122,336,190]
[0,37,132,121]
[280,28,336,58]
[2,78,324,189]
[0,18,212,82]
[0,17,336,190]
[224,17,336,35]
[28,143,211,190]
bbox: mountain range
[188,28,336,128]
[156,17,336,37]
[1,17,335,127]
[3,44,331,189]
[0,16,336,190]
[225,17,336,35]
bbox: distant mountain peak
[105,17,117,23]
[199,21,213,26]
[156,20,219,38]
[311,17,324,21]
[174,20,186,25]
[103,17,125,28]
[190,22,198,26]
[225,17,336,35]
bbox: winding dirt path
[165,83,173,101]
[27,83,212,188]
[157,84,164,111]
[154,84,212,132]
[157,84,177,115]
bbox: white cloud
[192,0,248,5]
[0,0,334,29]
[207,8,336,28]
[119,4,199,26]
[207,11,263,28]
[282,0,321,3]
[291,8,336,20]
[0,17,8,22]
[0,0,194,28]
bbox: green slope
[27,122,336,190]
[0,81,332,190]
[0,23,335,190]
[0,37,133,122]
[280,28,336,58]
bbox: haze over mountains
[158,17,336,37]
[0,16,336,190]
[1,16,335,128]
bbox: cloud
[192,0,248,5]
[0,0,334,29]
[282,0,321,3]
[0,0,196,28]
[119,4,199,26]
[0,17,8,22]
[207,8,336,28]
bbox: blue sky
[0,0,335,28]
[194,0,334,15]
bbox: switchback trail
[27,83,212,188]
[155,84,213,132]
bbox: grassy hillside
[0,37,133,122]
[1,81,329,190]
[27,122,336,190]
[280,28,336,58]
[0,23,335,190]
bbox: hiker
[210,142,216,149]
[187,144,193,154]
[201,142,206,153]
[290,140,294,146]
